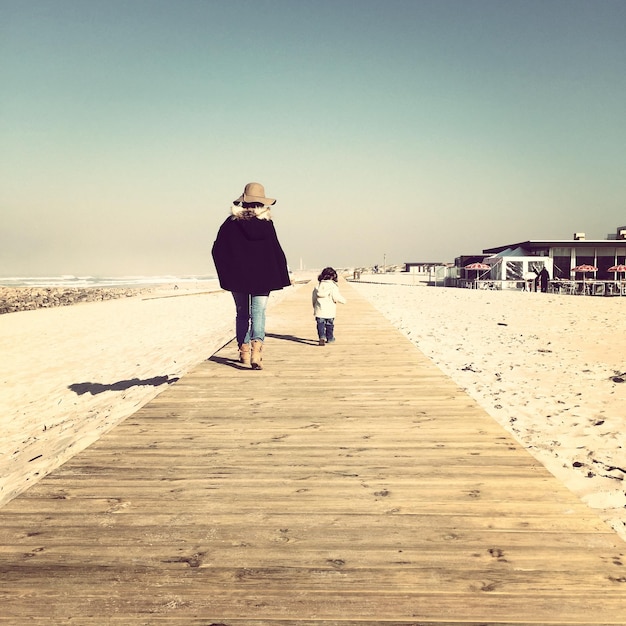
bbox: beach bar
[454,225,626,293]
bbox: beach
[1,275,625,543]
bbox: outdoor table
[549,280,575,294]
[549,279,625,295]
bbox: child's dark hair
[318,267,338,282]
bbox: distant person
[523,271,536,292]
[211,182,291,369]
[312,267,347,346]
[538,267,550,293]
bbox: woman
[212,182,291,370]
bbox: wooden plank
[2,561,623,595]
[0,511,610,533]
[1,588,626,623]
[0,622,622,626]
[1,280,625,624]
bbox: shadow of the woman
[208,355,251,370]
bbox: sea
[0,275,219,289]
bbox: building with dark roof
[481,226,626,282]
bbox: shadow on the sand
[266,332,318,346]
[68,375,179,396]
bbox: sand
[1,275,625,543]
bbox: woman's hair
[318,267,338,282]
[232,202,271,220]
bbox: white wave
[0,275,218,288]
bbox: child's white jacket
[312,280,346,318]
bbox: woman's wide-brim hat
[234,182,276,206]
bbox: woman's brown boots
[238,343,251,366]
[250,339,263,370]
[238,340,263,369]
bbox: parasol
[464,262,491,271]
[571,264,598,294]
[608,265,626,295]
[608,264,626,276]
[464,262,491,287]
[571,264,597,277]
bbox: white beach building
[476,226,626,293]
[483,246,553,288]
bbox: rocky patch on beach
[0,287,153,314]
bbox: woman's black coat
[212,216,291,294]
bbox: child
[312,267,347,346]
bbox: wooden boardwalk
[1,280,625,625]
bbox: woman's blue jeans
[232,292,269,344]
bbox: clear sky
[2,0,625,276]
